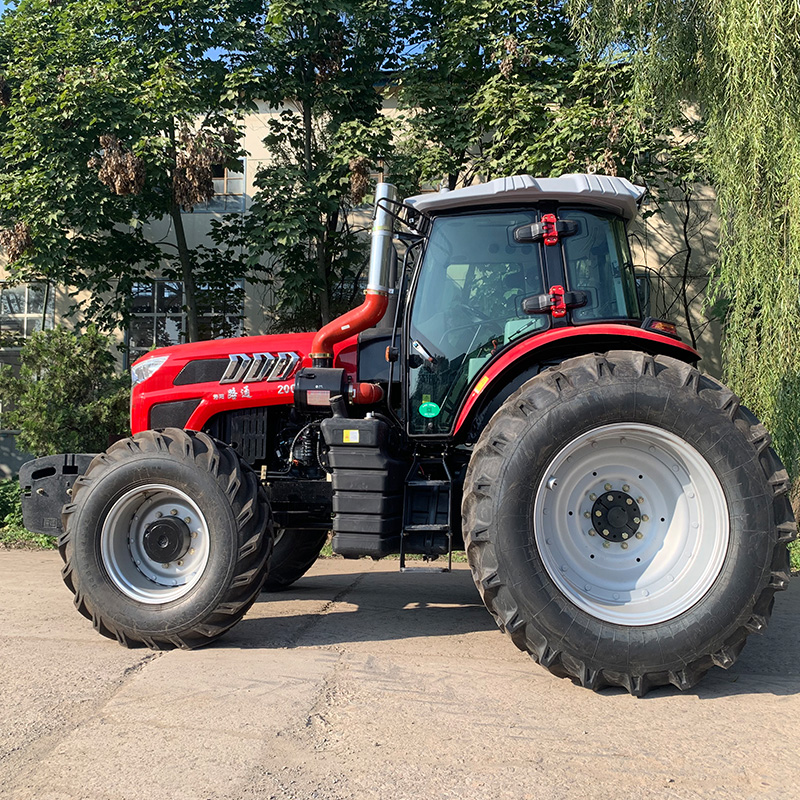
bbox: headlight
[131,356,168,386]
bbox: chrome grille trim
[218,351,300,385]
[243,352,277,383]
[219,354,252,384]
[268,352,301,382]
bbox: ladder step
[407,480,450,487]
[400,566,451,574]
[404,524,449,533]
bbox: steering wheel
[448,302,491,324]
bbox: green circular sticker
[419,401,441,418]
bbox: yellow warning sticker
[343,430,360,444]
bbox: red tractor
[20,175,795,695]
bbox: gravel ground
[1,550,798,800]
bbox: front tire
[262,528,328,592]
[463,351,796,695]
[60,428,273,649]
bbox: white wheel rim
[533,423,729,625]
[100,484,210,604]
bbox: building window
[0,283,55,347]
[128,279,244,363]
[191,162,246,213]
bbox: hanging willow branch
[567,0,800,476]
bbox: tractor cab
[400,180,644,435]
[406,193,642,435]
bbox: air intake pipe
[310,183,399,368]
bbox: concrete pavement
[1,550,798,800]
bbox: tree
[566,0,800,477]
[398,5,715,350]
[397,0,580,189]
[0,326,129,455]
[0,0,256,341]
[217,0,402,330]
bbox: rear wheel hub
[591,491,641,542]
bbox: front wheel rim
[100,484,211,604]
[533,423,729,626]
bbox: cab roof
[404,174,646,223]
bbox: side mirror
[634,268,651,317]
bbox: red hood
[132,331,318,365]
[130,330,359,435]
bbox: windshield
[408,211,547,434]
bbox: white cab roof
[405,174,646,222]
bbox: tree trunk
[301,99,331,326]
[170,202,199,343]
[168,122,199,343]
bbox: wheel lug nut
[156,511,163,518]
[177,560,184,566]
[191,531,198,538]
[635,532,644,539]
[189,548,195,554]
[626,498,633,505]
[587,531,595,536]
[170,509,178,516]
[633,517,640,524]
[583,511,590,518]
[606,494,614,501]
[642,515,649,522]
[621,532,629,539]
[622,484,630,492]
[603,542,610,548]
[595,511,602,517]
[162,562,170,568]
[589,493,597,501]
[602,529,610,535]
[604,483,612,491]
[184,516,191,524]
[637,497,644,504]
[621,543,628,549]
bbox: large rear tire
[262,528,328,592]
[59,428,273,649]
[463,351,796,695]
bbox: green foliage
[0,0,257,339]
[567,0,800,479]
[0,476,23,531]
[397,0,579,188]
[215,0,401,330]
[0,475,55,549]
[0,326,129,456]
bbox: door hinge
[514,215,579,246]
[522,285,588,318]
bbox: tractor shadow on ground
[224,565,498,650]
[223,567,800,700]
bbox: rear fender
[453,325,699,442]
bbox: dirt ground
[1,550,798,800]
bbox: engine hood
[129,330,360,435]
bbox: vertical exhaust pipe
[310,183,399,368]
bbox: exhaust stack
[310,183,399,368]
